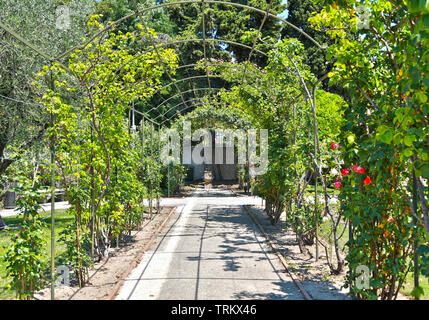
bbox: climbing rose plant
[310,0,428,299]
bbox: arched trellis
[145,71,269,121]
[151,62,264,109]
[92,37,269,112]
[56,0,325,61]
[160,100,224,125]
[154,88,222,119]
[140,67,289,126]
[0,0,325,122]
[0,0,330,300]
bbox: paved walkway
[0,201,70,218]
[116,188,303,300]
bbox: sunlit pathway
[116,188,303,300]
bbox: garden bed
[33,206,176,300]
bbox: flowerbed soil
[34,206,176,300]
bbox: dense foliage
[309,0,429,299]
[34,16,178,285]
[0,0,427,301]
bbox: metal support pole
[157,125,161,213]
[49,68,56,300]
[90,127,95,259]
[141,120,145,219]
[310,94,319,262]
[150,123,154,157]
[142,119,145,154]
[168,162,171,198]
[412,169,420,298]
[167,125,170,198]
[150,123,154,215]
[157,124,161,157]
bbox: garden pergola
[0,0,329,300]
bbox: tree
[281,0,347,93]
[95,0,176,35]
[0,0,95,177]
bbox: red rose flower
[353,165,365,174]
[334,179,342,189]
[341,169,350,176]
[363,176,372,185]
[331,142,340,150]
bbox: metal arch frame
[145,72,267,119]
[0,20,67,71]
[130,0,189,110]
[240,0,274,84]
[146,70,308,124]
[131,105,161,126]
[155,96,213,121]
[154,72,272,114]
[0,93,42,107]
[154,88,224,122]
[172,62,263,75]
[159,100,256,128]
[0,0,329,130]
[155,72,272,117]
[150,71,261,104]
[144,74,224,116]
[155,87,222,112]
[94,38,268,95]
[0,0,327,125]
[160,84,310,126]
[160,100,226,125]
[149,62,263,110]
[56,0,325,61]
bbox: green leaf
[411,286,424,299]
[347,134,355,144]
[403,148,414,157]
[379,130,393,144]
[404,134,416,146]
[416,91,428,103]
[422,164,429,179]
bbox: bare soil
[244,204,351,300]
[245,204,410,300]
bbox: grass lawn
[307,184,340,197]
[401,271,429,300]
[0,209,74,300]
[319,218,429,299]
